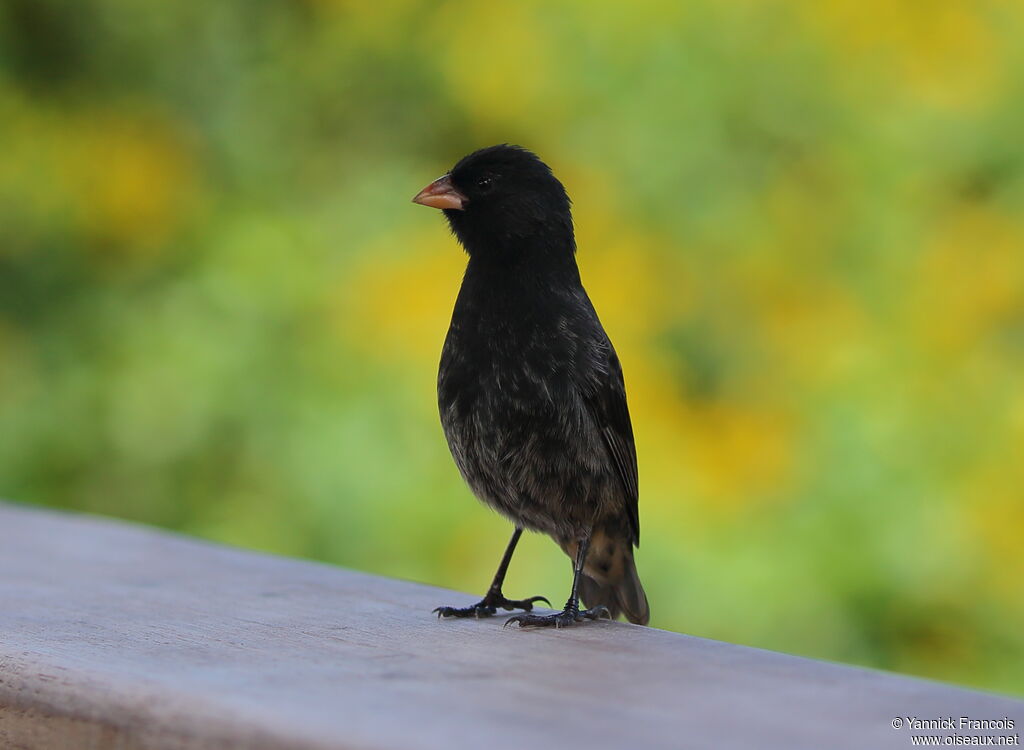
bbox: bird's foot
[504,601,612,629]
[434,590,550,619]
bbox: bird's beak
[412,174,466,211]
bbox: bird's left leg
[434,528,550,618]
[504,532,611,628]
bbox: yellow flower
[426,3,563,132]
[910,206,1024,356]
[683,402,796,510]
[802,0,1007,110]
[66,112,197,256]
[962,465,1024,602]
[329,227,464,364]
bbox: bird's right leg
[504,532,611,628]
[434,528,550,618]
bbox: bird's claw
[434,604,495,618]
[504,604,612,629]
[434,593,550,619]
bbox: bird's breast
[438,308,583,422]
[436,273,605,471]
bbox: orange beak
[412,174,467,210]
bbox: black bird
[412,145,649,628]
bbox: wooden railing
[1,501,1021,750]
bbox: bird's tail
[579,541,650,626]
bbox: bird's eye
[477,176,494,192]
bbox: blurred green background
[2,0,1023,695]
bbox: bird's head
[413,144,574,261]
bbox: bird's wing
[581,337,640,546]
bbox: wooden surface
[0,501,1021,750]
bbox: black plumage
[413,145,649,627]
